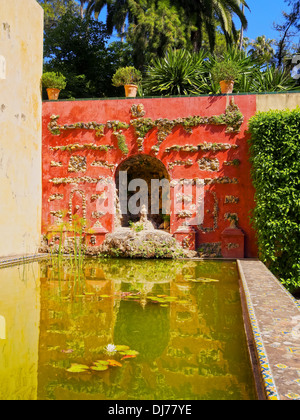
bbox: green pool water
[0,258,257,400]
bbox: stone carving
[136,204,155,231]
[198,158,219,172]
[168,160,193,170]
[68,156,87,173]
[224,196,239,204]
[50,161,63,167]
[48,193,64,202]
[130,104,146,118]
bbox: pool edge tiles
[237,259,300,401]
[0,254,49,269]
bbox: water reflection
[0,259,257,400]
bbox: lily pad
[115,345,130,352]
[121,355,137,360]
[66,363,89,373]
[119,350,139,356]
[94,360,110,366]
[195,277,219,283]
[90,364,109,371]
[107,360,122,367]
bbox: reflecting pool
[0,259,257,400]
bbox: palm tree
[88,0,130,41]
[248,35,275,65]
[174,0,248,52]
[79,0,92,18]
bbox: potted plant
[112,66,142,98]
[210,60,240,94]
[42,72,67,100]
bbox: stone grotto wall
[42,95,258,258]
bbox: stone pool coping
[0,253,49,268]
[0,253,299,400]
[237,259,300,401]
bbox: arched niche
[115,154,170,228]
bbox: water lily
[105,344,117,354]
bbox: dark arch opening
[115,154,170,229]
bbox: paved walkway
[238,259,300,400]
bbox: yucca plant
[251,65,297,92]
[206,47,260,93]
[143,48,209,96]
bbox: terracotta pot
[124,84,138,98]
[47,88,61,100]
[220,80,234,94]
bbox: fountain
[100,205,197,259]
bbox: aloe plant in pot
[112,66,142,98]
[42,72,67,100]
[210,60,241,94]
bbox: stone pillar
[173,225,196,251]
[86,222,109,246]
[221,227,245,258]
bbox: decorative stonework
[48,100,244,158]
[176,193,193,204]
[50,144,113,153]
[224,159,241,166]
[198,143,239,152]
[130,104,146,118]
[50,176,107,185]
[165,144,198,153]
[91,160,116,171]
[225,195,239,204]
[92,211,105,219]
[68,189,87,225]
[198,242,222,258]
[168,159,193,170]
[50,161,63,167]
[199,191,219,233]
[50,210,64,225]
[204,177,238,185]
[68,156,87,173]
[198,157,219,171]
[224,212,239,228]
[91,193,106,201]
[227,243,240,250]
[177,210,193,218]
[48,193,64,202]
[165,143,238,153]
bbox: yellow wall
[0,263,40,400]
[0,0,43,256]
[256,92,300,112]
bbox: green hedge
[248,107,300,293]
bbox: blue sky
[240,0,291,42]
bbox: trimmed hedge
[248,107,300,293]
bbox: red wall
[42,95,258,258]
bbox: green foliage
[37,0,80,29]
[210,59,241,84]
[43,13,134,98]
[42,72,67,90]
[143,49,208,96]
[126,0,187,69]
[112,66,142,87]
[248,108,300,293]
[250,65,297,92]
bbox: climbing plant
[248,108,300,293]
